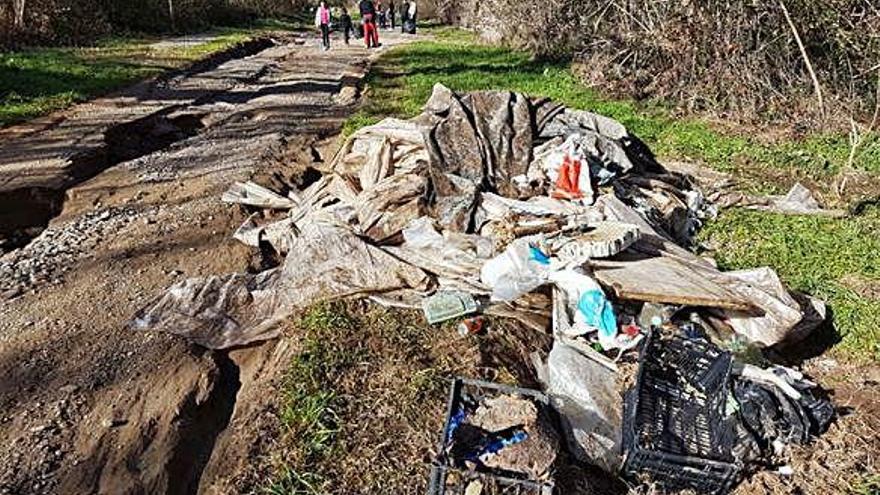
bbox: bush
[439,0,880,128]
[0,0,311,48]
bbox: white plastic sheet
[538,341,622,473]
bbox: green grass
[262,304,360,494]
[346,28,880,193]
[701,207,880,360]
[0,19,298,127]
[852,474,880,495]
[346,27,880,361]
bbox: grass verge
[0,19,299,127]
[260,301,549,492]
[260,306,357,494]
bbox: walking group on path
[314,0,417,51]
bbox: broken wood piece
[221,181,297,210]
[591,251,756,311]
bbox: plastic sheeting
[131,219,429,349]
[136,84,826,353]
[719,267,827,347]
[536,341,622,473]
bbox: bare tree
[168,0,176,30]
[12,0,26,29]
[779,0,826,121]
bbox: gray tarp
[133,84,824,351]
[131,219,429,348]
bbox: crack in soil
[166,351,241,495]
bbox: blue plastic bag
[577,288,618,346]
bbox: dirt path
[0,30,411,495]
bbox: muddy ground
[0,30,414,494]
[1,27,878,495]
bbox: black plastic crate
[427,378,556,495]
[623,332,741,494]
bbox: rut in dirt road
[0,31,413,495]
[0,37,280,252]
[166,352,241,495]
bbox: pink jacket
[315,6,330,26]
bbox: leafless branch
[779,0,826,121]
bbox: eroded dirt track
[0,32,408,495]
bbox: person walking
[377,1,387,29]
[359,0,380,48]
[405,0,417,34]
[340,6,353,45]
[399,0,408,33]
[315,1,331,50]
[388,0,396,29]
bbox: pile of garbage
[132,84,835,493]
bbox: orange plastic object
[551,154,584,200]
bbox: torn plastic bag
[747,182,847,218]
[129,272,285,349]
[719,267,826,347]
[548,269,619,350]
[552,154,591,201]
[531,135,594,203]
[530,132,633,202]
[132,220,430,349]
[536,341,622,473]
[733,372,834,457]
[480,236,552,301]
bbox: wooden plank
[592,252,756,311]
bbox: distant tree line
[0,0,313,47]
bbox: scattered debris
[538,340,622,473]
[428,466,552,495]
[623,332,742,494]
[423,290,479,324]
[552,221,640,262]
[130,85,838,493]
[675,165,849,218]
[622,331,834,493]
[458,316,486,336]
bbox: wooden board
[592,252,756,311]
